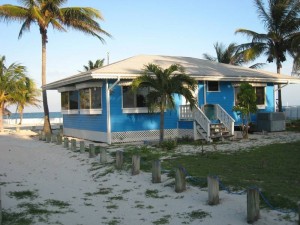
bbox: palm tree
[0,0,111,134]
[83,58,105,71]
[235,0,300,112]
[132,63,197,143]
[203,42,264,69]
[12,78,41,125]
[0,55,27,131]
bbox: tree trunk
[0,102,4,132]
[159,100,165,143]
[19,109,23,125]
[41,31,52,134]
[277,61,282,112]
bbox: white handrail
[215,104,235,135]
[192,106,211,141]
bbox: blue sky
[0,0,298,112]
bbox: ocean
[7,112,62,119]
[3,112,63,126]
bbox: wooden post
[45,134,51,143]
[63,137,69,148]
[51,134,57,143]
[38,131,43,140]
[175,167,186,193]
[59,125,63,135]
[89,144,95,158]
[56,134,62,145]
[207,176,219,205]
[247,188,260,224]
[16,126,20,132]
[71,139,76,151]
[152,160,161,183]
[115,150,123,170]
[100,148,107,163]
[132,155,140,175]
[80,141,85,153]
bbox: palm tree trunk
[277,61,283,112]
[159,99,165,143]
[41,31,52,134]
[19,109,23,125]
[0,102,4,132]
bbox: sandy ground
[0,129,299,225]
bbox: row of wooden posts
[38,132,300,225]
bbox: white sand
[0,129,298,225]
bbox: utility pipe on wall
[106,76,120,144]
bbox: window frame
[234,85,266,109]
[207,81,220,92]
[79,86,102,115]
[121,85,149,114]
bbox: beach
[0,129,299,225]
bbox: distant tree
[0,55,27,131]
[12,78,41,125]
[233,83,258,139]
[0,0,111,134]
[132,63,197,143]
[235,0,300,112]
[83,58,105,71]
[203,42,264,69]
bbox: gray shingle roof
[44,55,300,90]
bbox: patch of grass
[188,210,211,221]
[286,120,300,132]
[2,210,33,225]
[8,189,38,200]
[162,141,300,209]
[106,204,118,210]
[135,204,144,209]
[121,189,131,194]
[85,187,113,196]
[93,167,115,179]
[152,215,171,225]
[145,189,170,199]
[108,195,124,201]
[44,199,70,209]
[159,139,177,151]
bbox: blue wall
[110,82,181,132]
[63,81,107,132]
[197,81,275,125]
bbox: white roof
[44,55,300,90]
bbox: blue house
[44,55,300,144]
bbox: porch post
[106,80,111,144]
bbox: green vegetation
[152,215,171,225]
[145,189,170,199]
[8,190,38,200]
[82,58,105,72]
[85,187,113,196]
[163,141,300,209]
[132,63,197,142]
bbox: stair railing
[179,105,193,120]
[192,106,211,141]
[215,104,235,136]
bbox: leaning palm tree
[12,78,41,125]
[0,0,111,134]
[83,58,105,71]
[0,55,27,131]
[132,63,197,143]
[235,0,300,112]
[203,42,264,69]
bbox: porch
[179,104,235,142]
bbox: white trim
[76,82,102,89]
[257,105,266,109]
[80,109,102,114]
[64,128,107,142]
[232,82,267,87]
[61,109,79,114]
[122,107,149,113]
[119,81,133,86]
[58,86,76,93]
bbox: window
[122,86,149,113]
[79,87,102,114]
[122,86,147,108]
[255,87,265,105]
[234,86,265,106]
[69,91,79,110]
[61,92,69,110]
[207,81,219,92]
